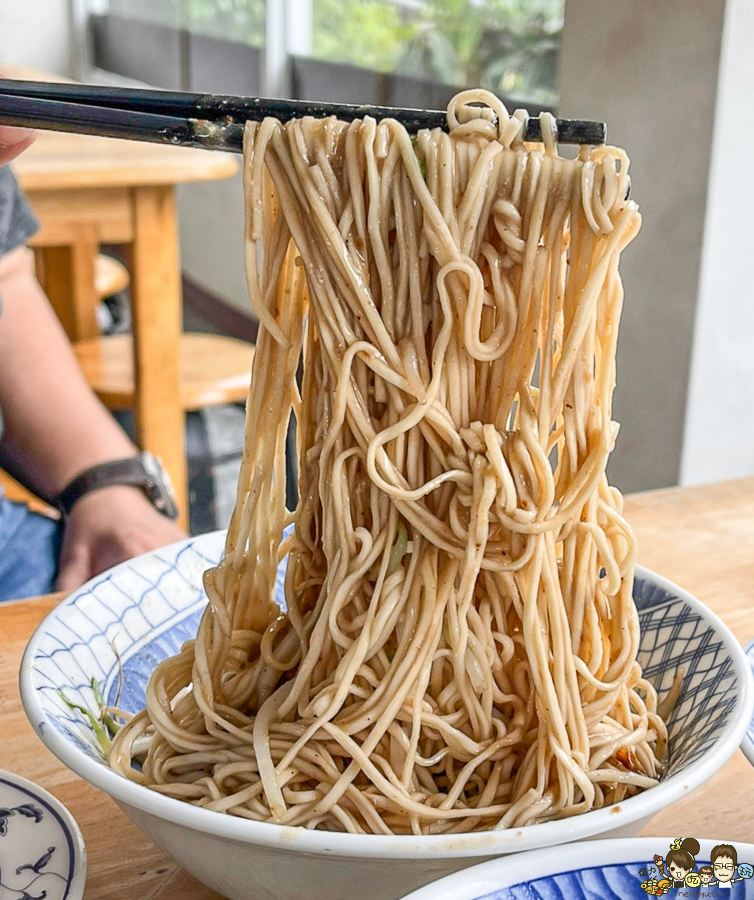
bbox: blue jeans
[0,498,63,601]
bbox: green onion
[58,677,125,754]
[58,691,111,755]
[387,522,408,575]
[90,676,121,738]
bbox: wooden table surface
[6,65,237,190]
[1,478,753,898]
[8,67,239,527]
[13,125,238,191]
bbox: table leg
[129,185,188,528]
[37,225,100,341]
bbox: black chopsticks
[0,79,607,153]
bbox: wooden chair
[33,251,254,454]
[73,253,254,409]
[74,332,254,411]
[94,253,130,299]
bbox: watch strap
[56,454,178,519]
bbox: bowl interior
[20,530,753,860]
[25,532,740,778]
[742,639,754,765]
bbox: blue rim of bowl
[0,768,87,900]
[397,837,754,900]
[18,537,754,860]
[742,638,754,766]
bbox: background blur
[2,0,752,496]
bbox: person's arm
[0,246,186,590]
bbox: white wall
[0,1,73,78]
[680,0,754,486]
[559,0,725,493]
[176,173,250,314]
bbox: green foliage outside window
[402,0,563,105]
[184,0,265,43]
[106,0,265,42]
[312,0,414,73]
[313,0,564,104]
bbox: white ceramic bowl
[742,639,754,766]
[19,532,754,900]
[398,838,754,899]
[0,768,86,900]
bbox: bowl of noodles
[18,90,754,899]
[19,535,753,900]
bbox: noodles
[109,90,666,834]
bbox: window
[88,0,563,106]
[99,0,183,29]
[184,0,265,45]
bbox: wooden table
[12,116,238,527]
[1,478,753,898]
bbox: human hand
[55,485,187,592]
[0,125,35,165]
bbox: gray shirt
[0,165,41,442]
[0,165,38,261]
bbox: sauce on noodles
[109,90,665,835]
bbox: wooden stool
[94,254,130,299]
[73,333,254,411]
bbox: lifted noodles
[109,89,666,834]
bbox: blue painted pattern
[25,531,744,797]
[30,533,225,762]
[632,578,738,776]
[478,862,643,899]
[111,539,289,713]
[474,859,754,899]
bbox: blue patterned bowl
[398,838,754,899]
[19,533,754,900]
[742,640,754,766]
[0,768,86,900]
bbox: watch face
[140,453,179,520]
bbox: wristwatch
[56,452,179,520]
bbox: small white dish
[399,837,754,899]
[0,768,86,900]
[742,638,754,766]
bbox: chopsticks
[0,79,607,152]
